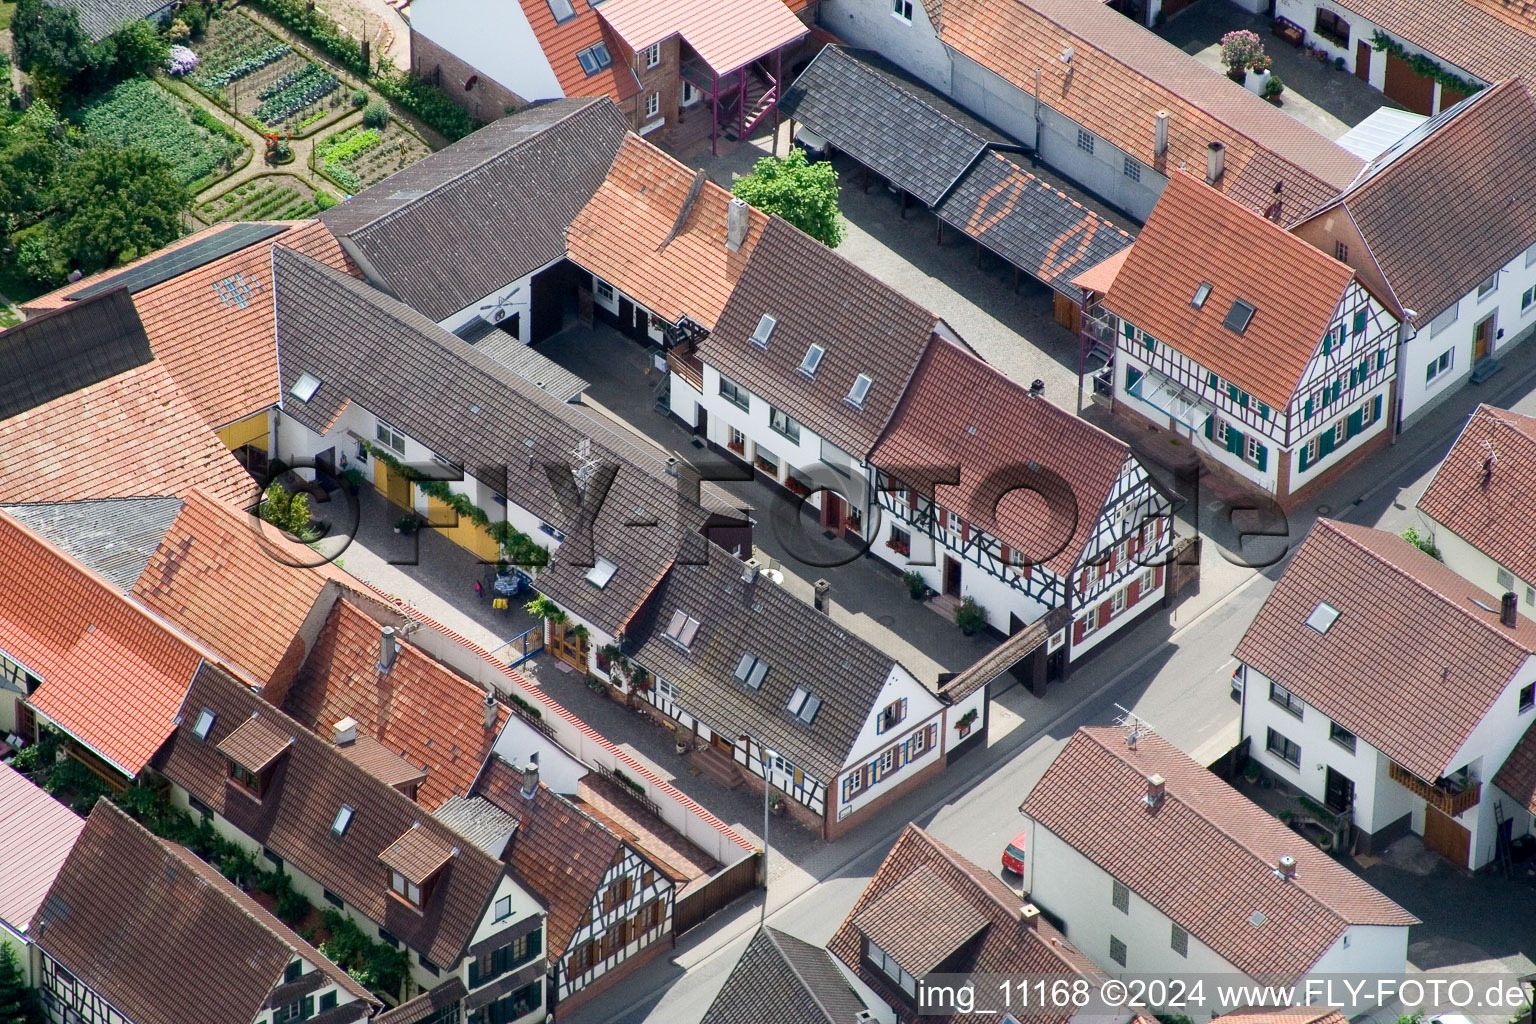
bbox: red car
[1001,830,1027,875]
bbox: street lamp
[744,734,776,927]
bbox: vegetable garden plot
[75,79,245,188]
[314,119,430,191]
[200,174,324,222]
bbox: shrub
[1263,73,1285,97]
[954,596,988,635]
[181,1,210,38]
[351,87,367,107]
[902,569,927,598]
[1402,526,1441,561]
[165,44,198,75]
[314,189,338,210]
[168,18,191,42]
[1219,29,1265,72]
[258,481,313,537]
[361,99,387,128]
[372,66,473,140]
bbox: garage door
[1383,51,1435,115]
[1423,804,1470,867]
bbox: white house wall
[1425,525,1536,618]
[409,0,564,101]
[842,664,944,765]
[816,0,953,94]
[1305,923,1410,978]
[490,724,590,796]
[832,707,945,821]
[437,270,541,347]
[1442,655,1536,867]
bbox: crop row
[254,64,339,125]
[77,80,243,186]
[318,126,380,164]
[198,43,292,88]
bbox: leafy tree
[0,941,41,1024]
[47,145,189,275]
[11,0,94,82]
[111,19,170,79]
[731,148,845,248]
[0,103,66,230]
[257,481,313,537]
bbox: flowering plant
[1219,30,1265,72]
[165,45,199,75]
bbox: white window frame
[718,376,749,411]
[866,939,916,996]
[1303,436,1320,466]
[1245,434,1262,463]
[594,279,614,303]
[768,406,801,444]
[1213,418,1229,446]
[1426,348,1452,383]
[1477,272,1498,299]
[391,871,422,905]
[891,0,913,20]
[1429,303,1458,337]
[645,92,660,119]
[1112,587,1127,615]
[376,419,406,454]
[645,42,661,68]
[1083,604,1100,635]
[1138,568,1154,593]
[1522,286,1535,315]
[1332,420,1346,447]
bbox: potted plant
[672,727,688,755]
[954,596,988,635]
[393,514,417,535]
[769,791,785,816]
[1263,74,1286,104]
[902,570,927,600]
[340,467,364,495]
[955,708,979,738]
[1220,29,1265,82]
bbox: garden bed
[200,173,332,222]
[188,10,354,137]
[313,117,429,192]
[74,79,247,191]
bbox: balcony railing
[666,348,703,391]
[1388,762,1480,817]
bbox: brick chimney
[1205,141,1225,185]
[1502,592,1519,628]
[1144,773,1165,810]
[1276,854,1297,880]
[519,753,540,798]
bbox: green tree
[258,481,313,537]
[731,148,845,248]
[47,145,189,275]
[0,941,40,1024]
[110,19,170,79]
[0,103,66,230]
[11,0,94,81]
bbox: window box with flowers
[886,528,911,557]
[955,709,979,738]
[754,452,780,475]
[784,474,812,498]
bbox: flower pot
[675,741,687,755]
[958,724,971,739]
[1244,69,1269,94]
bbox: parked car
[793,126,828,162]
[1001,830,1027,875]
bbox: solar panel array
[66,223,288,301]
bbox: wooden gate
[673,853,761,936]
[1384,51,1435,114]
[1423,805,1470,867]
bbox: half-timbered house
[1097,172,1401,508]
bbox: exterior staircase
[688,742,744,789]
[721,64,777,140]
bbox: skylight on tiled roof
[786,686,822,725]
[193,708,216,741]
[846,373,873,409]
[289,372,322,403]
[734,652,769,689]
[548,0,576,22]
[665,610,702,649]
[577,42,611,75]
[750,314,777,349]
[1305,601,1340,634]
[798,344,825,379]
[332,805,354,836]
[585,557,617,589]
[1224,299,1256,334]
[1192,282,1212,309]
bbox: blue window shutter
[899,698,907,722]
[1255,444,1268,472]
[875,712,884,735]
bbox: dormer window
[217,712,293,800]
[391,871,422,906]
[846,374,873,409]
[380,824,456,911]
[664,610,701,650]
[229,760,262,794]
[750,314,776,349]
[798,344,825,378]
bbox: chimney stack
[378,626,399,673]
[727,198,750,252]
[1502,592,1519,628]
[1276,854,1297,880]
[1153,110,1169,158]
[1021,903,1041,929]
[519,753,540,798]
[742,557,761,585]
[813,578,831,614]
[1144,773,1165,810]
[1029,378,1046,398]
[333,717,358,746]
[483,691,498,730]
[1205,142,1225,185]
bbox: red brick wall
[629,36,682,131]
[409,29,526,124]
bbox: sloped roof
[829,824,1104,1024]
[283,599,510,811]
[466,331,590,403]
[780,45,1014,208]
[1493,719,1536,816]
[1416,404,1536,586]
[701,927,869,1024]
[154,663,511,969]
[35,801,373,1024]
[1022,728,1416,976]
[567,134,766,328]
[218,710,297,772]
[1296,79,1536,325]
[0,511,206,777]
[272,247,742,635]
[1214,1008,1349,1024]
[515,0,637,104]
[0,764,85,936]
[1330,0,1536,87]
[934,0,1362,215]
[131,489,344,692]
[702,217,940,458]
[870,338,1132,575]
[320,99,629,322]
[50,0,173,43]
[380,823,459,886]
[852,863,989,974]
[596,0,807,74]
[0,288,153,420]
[628,546,903,781]
[1104,172,1358,409]
[1234,519,1536,781]
[2,496,183,592]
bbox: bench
[1272,16,1306,47]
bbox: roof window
[193,708,216,741]
[576,42,610,74]
[1223,299,1256,334]
[1305,601,1340,634]
[289,372,322,403]
[585,557,617,589]
[548,0,577,22]
[1192,282,1212,309]
[798,344,825,378]
[750,314,776,349]
[332,805,354,837]
[734,653,770,690]
[846,373,873,409]
[665,610,702,650]
[786,686,822,725]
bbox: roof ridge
[1319,519,1536,653]
[1168,171,1354,283]
[908,824,1026,922]
[762,927,843,1024]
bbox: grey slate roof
[701,927,868,1024]
[52,0,174,42]
[470,331,588,403]
[701,217,940,458]
[272,249,745,635]
[2,497,184,591]
[320,98,629,322]
[935,151,1135,296]
[626,546,902,781]
[780,46,1014,207]
[0,289,153,421]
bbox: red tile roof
[567,134,766,328]
[1214,1008,1348,1024]
[1103,172,1358,410]
[283,600,509,811]
[1294,79,1536,327]
[933,0,1362,215]
[852,863,990,975]
[1234,519,1536,781]
[0,512,207,776]
[1416,404,1536,588]
[1331,0,1536,87]
[0,763,84,935]
[1023,728,1416,976]
[131,489,344,694]
[869,338,1131,574]
[517,0,638,103]
[1493,719,1536,816]
[829,824,1104,1024]
[20,223,234,314]
[597,0,807,73]
[217,710,298,772]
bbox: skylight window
[750,314,777,349]
[585,557,617,589]
[665,610,702,649]
[846,373,873,409]
[798,344,825,378]
[787,686,808,714]
[332,805,354,836]
[1305,601,1340,634]
[548,0,577,22]
[786,687,821,724]
[576,41,610,74]
[734,653,769,689]
[193,708,216,741]
[1192,282,1212,309]
[1224,299,1257,334]
[290,372,322,403]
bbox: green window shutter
[1303,397,1313,420]
[1208,371,1218,387]
[1228,384,1239,402]
[1372,394,1383,422]
[1227,427,1245,456]
[301,995,315,1021]
[1239,391,1249,408]
[1145,335,1156,352]
[1255,443,1268,472]
[1321,335,1331,356]
[1298,444,1311,471]
[1204,416,1215,441]
[1360,358,1370,378]
[1348,367,1358,388]
[1319,429,1336,456]
[1331,381,1342,403]
[1377,350,1386,370]
[1259,402,1270,420]
[1353,310,1367,334]
[1346,409,1364,438]
[1123,321,1135,340]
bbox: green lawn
[0,1,16,31]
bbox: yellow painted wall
[427,495,503,562]
[216,413,268,451]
